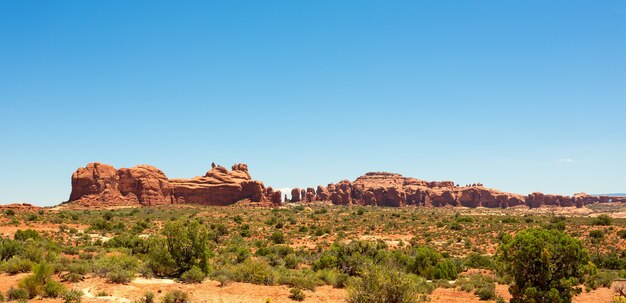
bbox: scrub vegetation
[1,204,625,302]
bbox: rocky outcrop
[308,172,624,209]
[291,188,301,202]
[69,162,276,207]
[69,164,626,209]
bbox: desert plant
[585,270,618,290]
[590,229,605,239]
[7,287,29,301]
[475,282,496,300]
[17,262,55,298]
[288,288,305,301]
[135,292,155,303]
[93,254,138,283]
[180,266,205,284]
[63,289,83,303]
[592,214,612,226]
[215,273,232,287]
[347,264,424,303]
[42,280,66,298]
[464,253,493,269]
[497,228,590,303]
[270,231,285,244]
[14,229,40,241]
[162,219,212,275]
[161,290,189,303]
[2,256,33,274]
[234,258,276,285]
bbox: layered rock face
[69,162,278,207]
[304,172,625,208]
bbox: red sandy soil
[0,223,88,238]
[0,275,346,303]
[0,273,617,303]
[430,284,614,303]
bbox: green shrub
[316,268,350,288]
[448,222,463,231]
[433,259,459,280]
[160,290,189,303]
[585,270,618,290]
[7,287,29,301]
[456,274,495,296]
[276,268,319,291]
[14,229,40,241]
[289,288,305,301]
[93,254,138,283]
[136,292,155,303]
[464,253,493,269]
[0,238,22,261]
[161,220,212,276]
[284,254,300,269]
[589,229,604,239]
[234,259,276,285]
[42,280,66,298]
[407,246,441,278]
[145,237,178,277]
[106,269,135,284]
[475,282,496,300]
[63,289,83,303]
[497,228,590,303]
[180,266,206,284]
[215,273,232,287]
[2,256,33,274]
[592,214,612,226]
[347,264,423,303]
[270,231,285,244]
[18,274,41,298]
[17,262,55,298]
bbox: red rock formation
[69,162,268,207]
[266,187,283,205]
[69,163,119,201]
[311,171,606,209]
[316,186,329,200]
[117,165,173,205]
[69,164,625,209]
[271,190,283,205]
[291,188,301,202]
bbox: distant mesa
[68,164,626,209]
[68,162,280,207]
[303,172,626,209]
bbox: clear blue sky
[1,1,625,206]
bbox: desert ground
[1,202,626,302]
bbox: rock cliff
[303,172,626,208]
[68,162,278,207]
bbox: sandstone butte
[68,163,625,209]
[292,172,626,209]
[68,162,282,207]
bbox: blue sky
[1,1,625,205]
